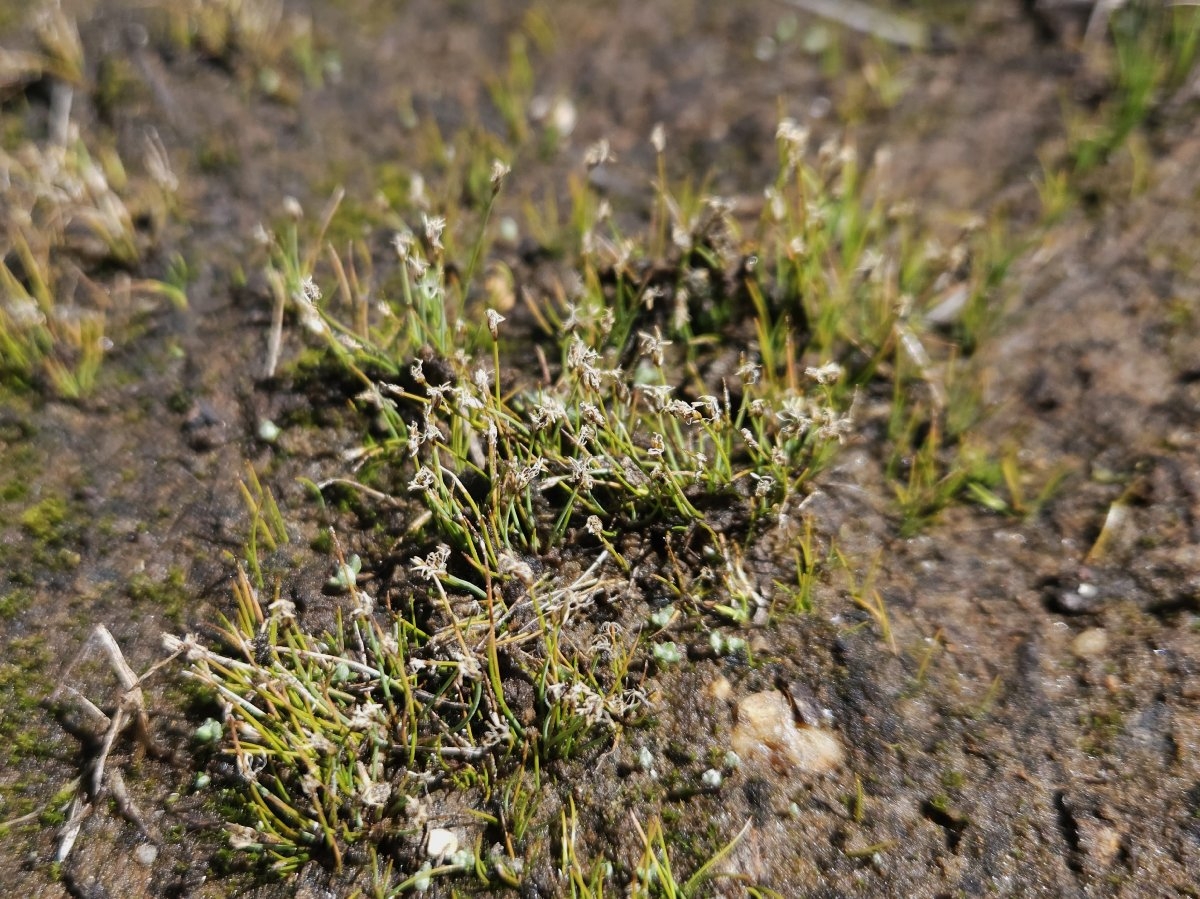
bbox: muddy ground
[1,0,1198,897]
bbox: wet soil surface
[1,1,1198,897]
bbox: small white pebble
[638,746,654,771]
[426,827,458,861]
[257,419,280,443]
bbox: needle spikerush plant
[0,132,185,397]
[183,116,1007,890]
[757,121,1019,530]
[167,544,642,881]
[259,154,856,560]
[166,569,422,876]
[1069,0,1200,176]
[0,5,186,397]
[160,0,337,99]
[175,443,640,884]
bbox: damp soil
[1,1,1199,897]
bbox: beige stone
[731,690,843,776]
[1071,628,1109,658]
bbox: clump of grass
[172,469,642,886]
[180,111,1010,890]
[548,801,759,899]
[160,0,339,101]
[238,464,290,589]
[167,547,643,882]
[1068,1,1200,175]
[0,4,186,397]
[629,812,750,898]
[28,0,86,87]
[168,570,420,876]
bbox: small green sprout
[709,631,746,656]
[327,553,361,591]
[193,718,222,744]
[649,605,676,629]
[652,642,683,665]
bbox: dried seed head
[579,402,604,425]
[637,326,671,367]
[406,254,429,278]
[665,399,701,425]
[514,458,546,488]
[409,545,450,581]
[498,551,535,586]
[143,127,178,193]
[267,596,296,622]
[423,214,446,251]
[650,123,666,154]
[293,277,325,334]
[408,467,436,493]
[765,186,786,222]
[392,230,414,260]
[485,308,506,340]
[736,357,761,385]
[671,286,691,331]
[347,700,385,731]
[776,118,810,156]
[805,362,843,385]
[300,276,321,303]
[547,96,578,136]
[490,159,511,191]
[529,395,566,429]
[584,139,615,169]
[693,395,721,423]
[409,173,428,209]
